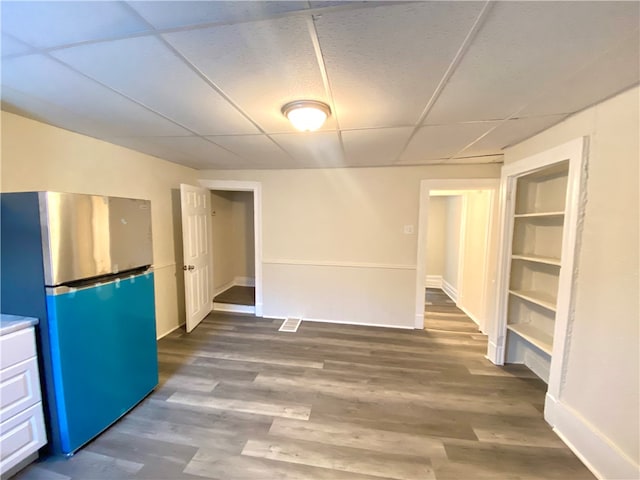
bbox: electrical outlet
[403,224,414,234]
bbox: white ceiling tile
[455,115,567,157]
[341,127,413,166]
[314,2,486,129]
[427,1,640,123]
[205,135,290,166]
[106,136,244,169]
[270,131,344,167]
[164,16,329,134]
[1,55,189,137]
[128,1,309,30]
[1,34,34,57]
[398,122,497,164]
[102,136,190,165]
[52,36,259,135]
[1,86,131,138]
[151,136,245,168]
[1,1,150,49]
[519,35,640,117]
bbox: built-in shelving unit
[489,137,585,423]
[504,160,570,381]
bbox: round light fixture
[281,100,331,132]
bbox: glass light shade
[282,101,331,132]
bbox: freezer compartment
[44,272,158,455]
[39,192,153,286]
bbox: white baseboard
[234,276,255,287]
[486,340,504,365]
[300,316,414,330]
[441,278,458,303]
[213,303,255,314]
[214,277,256,297]
[213,279,235,297]
[156,322,184,340]
[425,275,443,288]
[456,302,482,329]
[545,394,639,480]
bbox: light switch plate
[403,224,414,234]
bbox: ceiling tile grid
[162,15,331,134]
[424,1,640,124]
[1,54,191,137]
[51,35,260,135]
[0,1,638,170]
[313,2,486,130]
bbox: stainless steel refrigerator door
[40,192,112,285]
[40,193,153,285]
[108,196,153,273]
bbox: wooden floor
[213,286,255,306]
[16,290,594,480]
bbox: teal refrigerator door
[45,271,158,455]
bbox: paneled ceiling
[1,1,638,170]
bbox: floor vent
[279,318,301,333]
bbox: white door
[180,184,212,332]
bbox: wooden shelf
[511,254,561,267]
[507,323,553,355]
[514,211,564,218]
[509,289,557,312]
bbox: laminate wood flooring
[213,286,255,306]
[15,290,594,480]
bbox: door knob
[183,265,195,271]
[188,265,195,271]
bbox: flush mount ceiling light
[281,100,331,132]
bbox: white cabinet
[0,326,47,476]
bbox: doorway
[199,180,263,318]
[414,179,499,332]
[210,189,256,314]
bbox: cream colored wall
[426,196,446,278]
[210,190,255,293]
[504,86,639,475]
[210,191,235,292]
[231,191,255,281]
[458,190,492,328]
[1,111,198,338]
[199,164,501,326]
[443,196,462,291]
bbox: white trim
[152,263,176,271]
[213,279,235,297]
[488,137,587,395]
[301,316,414,330]
[456,193,468,306]
[425,275,443,288]
[264,259,416,270]
[157,322,184,340]
[457,302,481,329]
[545,394,640,480]
[441,278,458,303]
[414,178,499,329]
[213,303,256,314]
[199,179,263,317]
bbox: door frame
[414,178,499,330]
[198,179,263,317]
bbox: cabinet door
[0,358,42,423]
[0,403,47,475]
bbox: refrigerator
[0,192,159,456]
